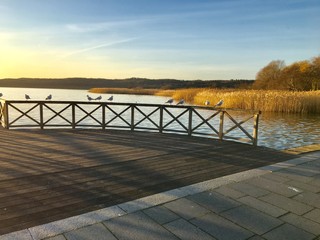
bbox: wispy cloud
[60,37,138,59]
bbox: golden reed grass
[89,88,159,95]
[157,88,320,114]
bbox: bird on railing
[25,94,31,100]
[205,100,210,106]
[214,99,223,107]
[95,95,102,101]
[176,99,184,105]
[0,93,3,98]
[107,95,113,101]
[87,95,93,101]
[165,98,174,104]
[45,94,52,100]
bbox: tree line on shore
[253,56,320,91]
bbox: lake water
[1,87,319,150]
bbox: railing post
[188,107,192,136]
[219,111,224,140]
[3,101,9,129]
[102,103,105,130]
[39,103,44,129]
[253,111,261,146]
[131,104,135,131]
[72,103,76,129]
[159,106,163,133]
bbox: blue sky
[0,0,319,80]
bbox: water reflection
[1,87,319,150]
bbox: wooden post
[159,106,163,133]
[253,111,261,146]
[4,101,9,129]
[131,105,135,131]
[102,103,105,130]
[219,111,224,140]
[40,103,44,129]
[72,103,76,129]
[188,107,192,136]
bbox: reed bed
[157,88,320,114]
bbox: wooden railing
[0,99,261,146]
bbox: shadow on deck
[0,128,295,235]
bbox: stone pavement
[1,151,320,240]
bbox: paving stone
[286,164,320,177]
[228,182,270,197]
[0,230,33,240]
[247,236,266,240]
[214,185,246,199]
[293,192,320,208]
[46,235,66,240]
[259,193,313,215]
[143,205,179,225]
[261,172,290,183]
[281,213,320,235]
[238,196,287,217]
[307,178,320,188]
[286,180,320,193]
[64,223,117,240]
[164,218,216,240]
[274,170,313,183]
[303,208,320,224]
[190,212,254,240]
[245,177,300,197]
[187,191,241,213]
[263,223,315,240]
[221,205,283,235]
[104,211,178,240]
[163,198,210,220]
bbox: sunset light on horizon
[0,0,319,80]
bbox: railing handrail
[0,99,261,146]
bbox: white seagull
[45,94,52,100]
[25,94,31,100]
[87,95,93,101]
[176,99,184,105]
[214,99,224,107]
[165,98,174,104]
[107,95,113,101]
[0,93,3,98]
[95,95,102,101]
[204,100,210,106]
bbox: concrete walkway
[1,151,320,240]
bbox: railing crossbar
[105,105,131,127]
[163,108,189,132]
[43,103,73,126]
[224,112,253,140]
[134,106,160,129]
[8,103,40,126]
[75,104,103,126]
[191,109,220,135]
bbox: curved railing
[0,99,261,145]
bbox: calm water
[1,87,319,150]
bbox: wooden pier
[0,128,295,235]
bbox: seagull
[25,94,31,100]
[95,95,102,101]
[214,99,224,107]
[107,95,113,101]
[87,95,93,101]
[204,100,210,106]
[176,99,184,105]
[0,93,3,98]
[45,94,52,100]
[165,98,174,104]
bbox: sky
[0,0,319,80]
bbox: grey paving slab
[293,192,320,208]
[245,177,300,197]
[163,198,210,220]
[46,235,66,240]
[262,223,315,240]
[0,230,33,240]
[221,205,283,235]
[303,208,320,224]
[286,179,320,193]
[164,218,216,240]
[238,195,288,217]
[280,213,320,235]
[261,172,291,183]
[259,193,313,215]
[228,182,270,197]
[284,164,320,177]
[214,185,246,199]
[143,205,179,225]
[104,211,178,240]
[190,212,254,240]
[308,178,320,188]
[187,191,241,213]
[274,169,314,183]
[64,223,116,240]
[247,236,266,240]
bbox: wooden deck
[0,128,295,235]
